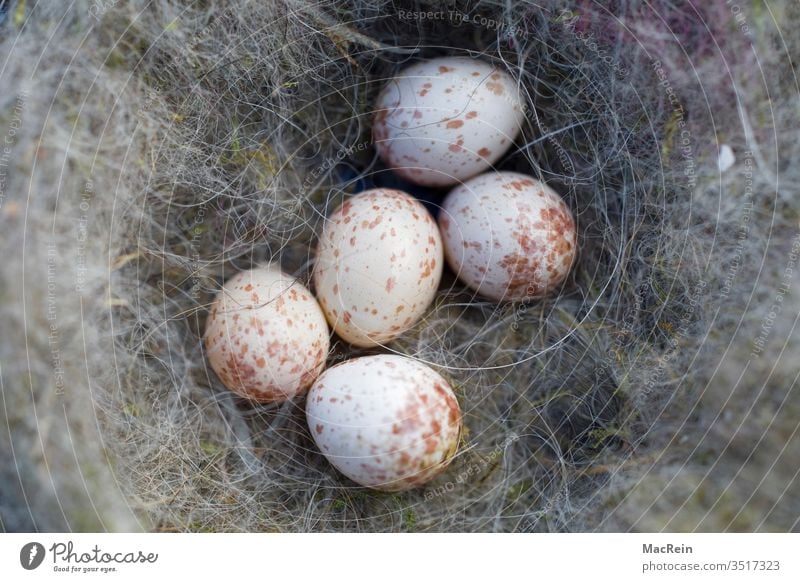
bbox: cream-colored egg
[439,171,577,302]
[204,265,330,402]
[313,188,443,347]
[306,355,461,491]
[373,56,525,187]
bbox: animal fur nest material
[1,0,798,532]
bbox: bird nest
[1,0,798,532]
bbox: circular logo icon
[20,542,46,570]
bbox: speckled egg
[306,355,462,491]
[204,265,330,403]
[313,188,443,347]
[373,56,525,187]
[439,171,577,302]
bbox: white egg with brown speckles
[204,265,330,403]
[306,355,462,491]
[373,56,525,187]
[313,188,443,347]
[439,171,577,302]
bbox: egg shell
[204,265,330,402]
[306,355,462,492]
[373,56,525,187]
[313,188,443,347]
[439,171,577,302]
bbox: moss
[13,0,26,28]
[122,403,141,417]
[402,508,416,531]
[200,441,222,457]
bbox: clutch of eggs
[306,354,462,491]
[439,171,577,302]
[373,56,525,187]
[204,265,330,402]
[313,188,443,347]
